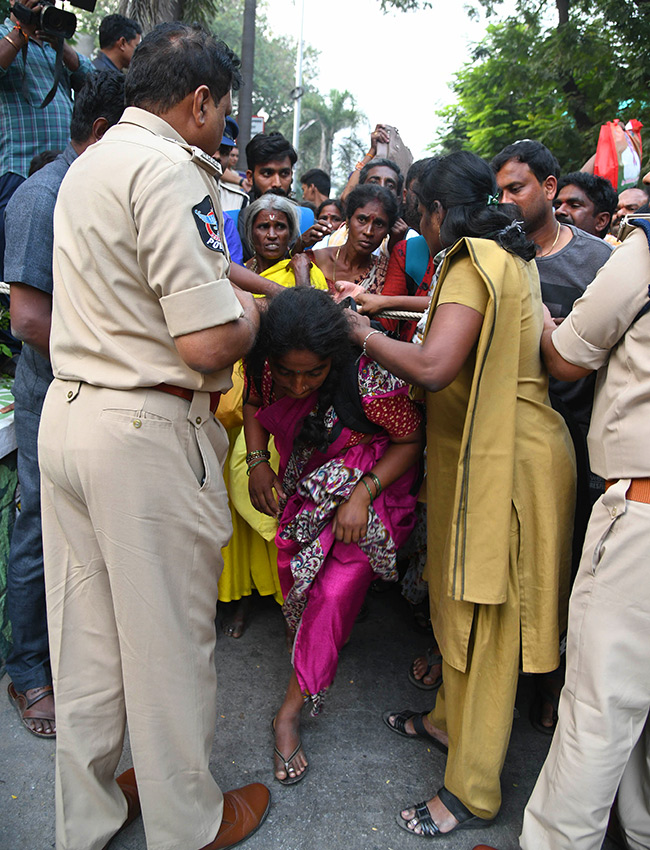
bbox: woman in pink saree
[243,287,423,785]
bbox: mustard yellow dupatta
[423,237,574,672]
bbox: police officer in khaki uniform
[476,220,650,850]
[38,24,270,850]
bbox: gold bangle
[3,33,20,49]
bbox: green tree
[436,0,650,170]
[380,0,431,8]
[208,0,318,134]
[300,89,360,173]
[330,130,367,194]
[117,0,219,30]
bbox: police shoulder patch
[192,195,225,253]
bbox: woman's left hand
[332,487,370,543]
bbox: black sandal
[382,709,448,754]
[408,647,443,691]
[396,786,493,838]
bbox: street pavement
[0,586,618,850]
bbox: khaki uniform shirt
[553,226,650,478]
[50,106,244,392]
[220,181,249,213]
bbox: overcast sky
[263,0,494,160]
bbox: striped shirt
[0,19,92,178]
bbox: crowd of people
[1,8,649,850]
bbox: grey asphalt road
[0,587,618,850]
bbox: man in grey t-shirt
[535,224,612,435]
[492,141,611,439]
[4,72,124,739]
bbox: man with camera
[0,0,92,276]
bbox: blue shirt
[0,20,92,177]
[92,52,119,73]
[4,143,77,388]
[223,212,243,266]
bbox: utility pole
[290,0,305,190]
[238,0,256,170]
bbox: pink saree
[255,356,420,713]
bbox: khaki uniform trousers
[427,508,522,820]
[38,380,233,850]
[521,479,650,850]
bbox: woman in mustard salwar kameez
[349,151,576,839]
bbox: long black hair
[416,151,536,261]
[246,288,353,451]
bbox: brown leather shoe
[101,768,141,850]
[200,783,271,850]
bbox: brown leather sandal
[8,682,56,739]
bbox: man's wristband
[4,26,26,49]
[355,151,375,171]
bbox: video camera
[12,0,97,41]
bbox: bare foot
[272,712,308,782]
[386,711,448,748]
[224,597,250,639]
[400,794,459,835]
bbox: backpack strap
[404,236,431,296]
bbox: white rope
[0,282,10,297]
[374,309,424,320]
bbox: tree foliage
[300,89,360,172]
[118,0,219,30]
[379,0,431,9]
[66,0,398,187]
[435,0,650,171]
[209,2,362,185]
